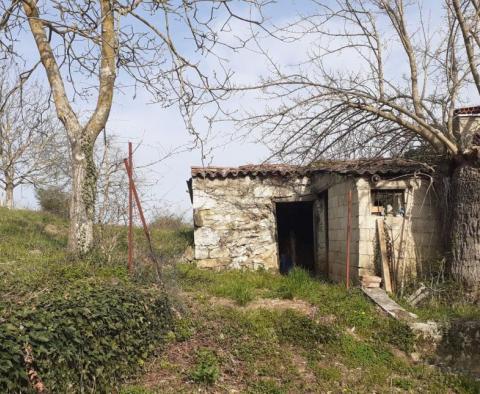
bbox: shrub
[35,187,70,218]
[189,348,220,385]
[150,210,190,231]
[0,283,172,393]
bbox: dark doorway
[276,201,315,274]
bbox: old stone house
[188,159,442,284]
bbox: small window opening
[371,189,405,216]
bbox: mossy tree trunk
[450,162,480,292]
[68,135,98,253]
[23,0,117,255]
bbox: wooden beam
[377,219,392,293]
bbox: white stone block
[195,227,220,246]
[194,246,209,260]
[193,193,218,209]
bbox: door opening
[276,201,315,274]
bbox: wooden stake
[377,219,392,293]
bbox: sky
[8,0,309,216]
[4,0,476,218]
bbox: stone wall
[356,177,442,285]
[192,175,313,270]
[192,173,442,283]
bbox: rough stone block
[195,227,220,246]
[196,258,230,269]
[192,192,217,209]
[194,246,209,260]
[193,209,210,227]
[209,247,230,259]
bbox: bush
[150,210,190,231]
[36,187,70,218]
[0,283,172,392]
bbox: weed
[173,317,195,342]
[120,386,156,394]
[393,377,414,390]
[375,318,415,353]
[189,348,220,385]
[248,379,286,393]
[220,281,255,306]
[274,284,295,300]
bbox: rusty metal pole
[127,142,133,274]
[124,159,162,282]
[346,189,352,290]
[124,159,152,244]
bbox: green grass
[0,207,192,295]
[0,207,187,392]
[132,263,479,393]
[174,263,411,343]
[397,290,480,323]
[1,207,479,393]
[129,301,479,393]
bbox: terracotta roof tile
[191,158,433,179]
[454,106,480,115]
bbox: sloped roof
[454,106,480,115]
[191,158,433,179]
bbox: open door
[275,201,315,274]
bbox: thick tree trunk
[450,163,480,292]
[67,137,98,254]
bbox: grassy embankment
[1,207,479,393]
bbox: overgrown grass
[0,207,192,294]
[2,208,479,393]
[0,207,186,392]
[124,263,480,393]
[174,263,411,344]
[127,300,479,393]
[396,282,480,323]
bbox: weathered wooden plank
[377,219,392,293]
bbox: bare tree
[0,0,271,253]
[238,0,480,290]
[0,66,62,208]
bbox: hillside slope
[0,208,478,393]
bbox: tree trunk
[4,171,14,209]
[450,163,480,293]
[67,136,98,254]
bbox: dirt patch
[209,296,317,315]
[290,351,316,384]
[140,330,250,393]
